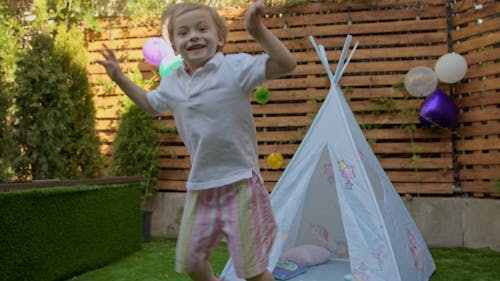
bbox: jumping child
[97,1,296,280]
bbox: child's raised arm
[96,45,157,115]
[245,0,296,79]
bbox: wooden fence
[451,0,499,197]
[85,0,499,196]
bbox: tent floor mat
[288,260,350,281]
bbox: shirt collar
[181,52,223,74]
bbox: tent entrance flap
[293,145,349,260]
[280,145,351,281]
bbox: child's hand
[96,44,122,81]
[244,0,296,79]
[245,0,265,37]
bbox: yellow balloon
[267,152,284,169]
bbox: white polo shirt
[147,52,269,190]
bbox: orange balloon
[267,152,284,169]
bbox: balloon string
[419,115,461,137]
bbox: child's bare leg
[187,260,219,281]
[246,269,275,281]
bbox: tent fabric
[221,36,435,281]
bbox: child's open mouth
[187,44,205,51]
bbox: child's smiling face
[172,9,224,74]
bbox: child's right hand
[96,44,122,81]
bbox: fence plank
[460,181,499,194]
[451,16,500,41]
[452,0,498,25]
[454,32,499,53]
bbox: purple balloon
[142,37,171,66]
[419,88,459,128]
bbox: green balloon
[159,57,183,77]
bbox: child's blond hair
[161,3,228,52]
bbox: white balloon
[404,66,438,97]
[434,52,468,83]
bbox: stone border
[150,193,500,252]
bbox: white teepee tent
[221,36,435,281]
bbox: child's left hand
[244,0,296,79]
[245,0,265,36]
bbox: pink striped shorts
[175,173,276,279]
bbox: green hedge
[0,183,141,281]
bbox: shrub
[109,95,160,206]
[0,182,141,281]
[0,2,23,183]
[13,30,103,181]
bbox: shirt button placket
[187,78,193,98]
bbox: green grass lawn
[68,238,500,281]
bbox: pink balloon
[142,37,173,66]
